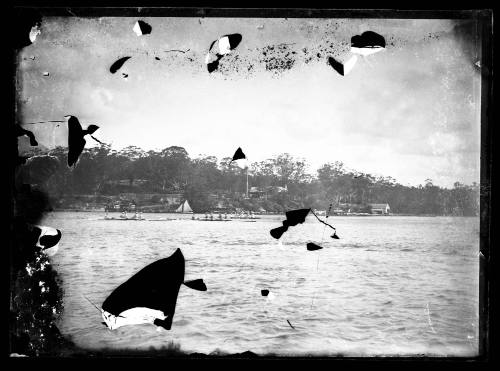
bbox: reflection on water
[44,212,479,356]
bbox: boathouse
[369,203,391,215]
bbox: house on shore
[248,185,288,199]
[369,203,391,215]
[118,193,183,205]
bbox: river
[43,212,479,356]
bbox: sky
[16,16,482,188]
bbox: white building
[369,203,390,215]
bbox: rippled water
[44,212,479,356]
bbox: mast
[246,166,249,198]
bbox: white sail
[175,200,193,213]
[182,200,193,213]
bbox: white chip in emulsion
[350,46,384,56]
[29,26,41,43]
[133,21,142,36]
[218,36,232,55]
[343,55,358,75]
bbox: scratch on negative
[425,302,437,334]
[164,49,190,54]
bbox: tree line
[21,144,479,216]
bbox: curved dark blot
[287,320,295,329]
[67,115,100,167]
[230,147,246,162]
[15,125,38,146]
[206,34,242,73]
[109,56,132,74]
[331,232,340,239]
[86,125,99,135]
[207,60,219,73]
[153,318,170,328]
[39,229,62,250]
[285,209,311,227]
[351,31,385,48]
[261,289,269,296]
[306,242,323,251]
[135,20,152,35]
[328,56,345,76]
[270,225,288,239]
[102,248,185,330]
[223,33,243,50]
[183,279,207,291]
[66,115,85,167]
[269,208,310,240]
[208,39,218,51]
[155,57,160,60]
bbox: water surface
[44,212,479,356]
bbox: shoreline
[48,209,476,217]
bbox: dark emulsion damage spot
[306,242,323,251]
[110,57,132,74]
[66,115,100,167]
